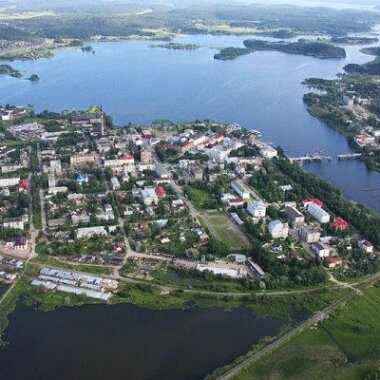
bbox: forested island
[329,36,379,45]
[0,64,22,78]
[27,74,40,82]
[214,39,346,61]
[149,42,200,50]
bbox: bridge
[338,153,362,160]
[289,151,332,163]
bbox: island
[0,65,22,78]
[27,74,40,82]
[149,42,200,50]
[329,36,379,45]
[214,39,346,61]
[81,45,93,53]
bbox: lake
[0,300,293,380]
[0,34,379,211]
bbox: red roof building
[303,198,324,207]
[155,186,166,198]
[118,155,134,162]
[332,217,348,230]
[18,179,28,190]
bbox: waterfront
[0,34,379,211]
[0,301,290,380]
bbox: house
[227,198,244,208]
[141,188,158,206]
[268,220,289,239]
[332,217,348,230]
[155,186,166,198]
[303,198,323,208]
[245,259,265,279]
[307,203,330,224]
[359,240,374,254]
[5,236,28,250]
[18,178,28,191]
[298,226,321,243]
[285,206,305,227]
[324,255,343,269]
[311,242,330,258]
[111,177,120,190]
[259,147,277,159]
[231,181,250,200]
[247,200,266,218]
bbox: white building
[76,226,108,239]
[48,186,68,195]
[260,147,278,159]
[0,177,20,188]
[268,220,289,239]
[231,181,250,200]
[140,188,158,206]
[196,264,246,279]
[311,242,330,258]
[247,200,266,218]
[110,177,120,190]
[307,203,330,224]
[285,206,305,227]
[3,217,24,230]
[359,240,374,254]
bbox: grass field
[186,187,210,210]
[231,285,380,380]
[207,212,247,249]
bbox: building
[311,242,330,258]
[196,264,247,279]
[155,186,166,198]
[247,200,266,218]
[230,213,244,226]
[268,220,289,239]
[359,240,374,254]
[231,181,250,200]
[285,206,305,227]
[259,147,278,159]
[70,154,96,167]
[0,177,20,188]
[324,255,343,269]
[303,198,323,208]
[110,177,120,190]
[307,203,330,224]
[141,188,158,206]
[71,213,90,225]
[331,217,349,230]
[298,226,321,243]
[3,216,24,230]
[76,226,108,239]
[5,236,28,250]
[245,259,265,279]
[227,198,244,208]
[104,156,135,172]
[140,150,152,164]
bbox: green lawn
[187,187,210,209]
[207,213,247,249]
[230,285,380,380]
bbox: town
[0,104,378,302]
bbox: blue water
[0,34,379,211]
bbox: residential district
[0,104,378,301]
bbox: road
[216,290,356,380]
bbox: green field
[231,285,380,380]
[186,187,210,210]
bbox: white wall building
[247,200,266,218]
[268,220,289,239]
[231,181,250,200]
[308,203,330,224]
